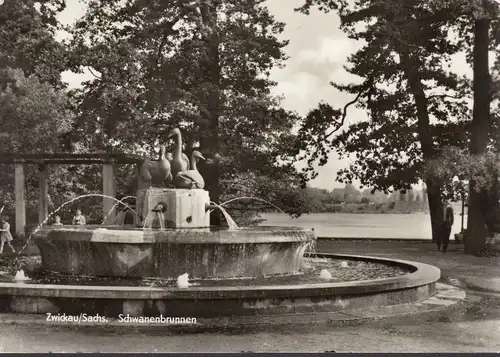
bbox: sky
[56,0,477,191]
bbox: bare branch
[427,94,462,100]
[323,80,373,141]
[88,68,101,80]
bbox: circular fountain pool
[0,128,446,326]
[0,252,439,318]
[0,255,413,286]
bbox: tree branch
[88,68,101,80]
[155,19,181,68]
[323,79,373,141]
[427,94,462,100]
[156,33,169,68]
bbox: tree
[425,0,500,253]
[0,68,72,152]
[295,0,472,241]
[463,0,500,253]
[0,0,82,226]
[0,0,68,87]
[0,68,74,225]
[66,0,307,223]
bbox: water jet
[0,129,442,325]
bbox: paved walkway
[0,240,499,352]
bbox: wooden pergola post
[14,160,26,237]
[38,163,49,224]
[102,160,116,224]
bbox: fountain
[0,129,444,325]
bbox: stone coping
[33,225,316,244]
[0,254,440,300]
[0,283,463,330]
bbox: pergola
[0,153,142,237]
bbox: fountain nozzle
[152,203,167,213]
[205,203,218,211]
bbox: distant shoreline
[260,211,467,239]
[279,202,466,215]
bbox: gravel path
[0,240,499,353]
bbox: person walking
[0,216,16,254]
[438,201,454,253]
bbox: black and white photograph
[0,0,499,353]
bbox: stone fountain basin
[33,226,316,279]
[0,254,440,319]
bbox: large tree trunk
[400,48,443,241]
[198,0,222,226]
[426,181,443,242]
[466,18,491,254]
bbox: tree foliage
[295,0,472,191]
[296,0,500,247]
[0,68,75,226]
[0,0,78,227]
[64,0,307,219]
[425,146,499,196]
[0,68,73,152]
[0,0,68,87]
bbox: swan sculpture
[138,145,172,187]
[173,150,206,189]
[168,128,190,178]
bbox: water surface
[261,212,467,239]
[0,257,411,286]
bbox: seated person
[53,215,63,226]
[72,209,86,225]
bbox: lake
[259,212,467,240]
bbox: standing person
[0,216,15,254]
[72,209,86,225]
[438,201,454,253]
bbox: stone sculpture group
[138,128,205,190]
[136,128,211,229]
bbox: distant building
[343,184,361,203]
[361,188,389,204]
[332,188,344,202]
